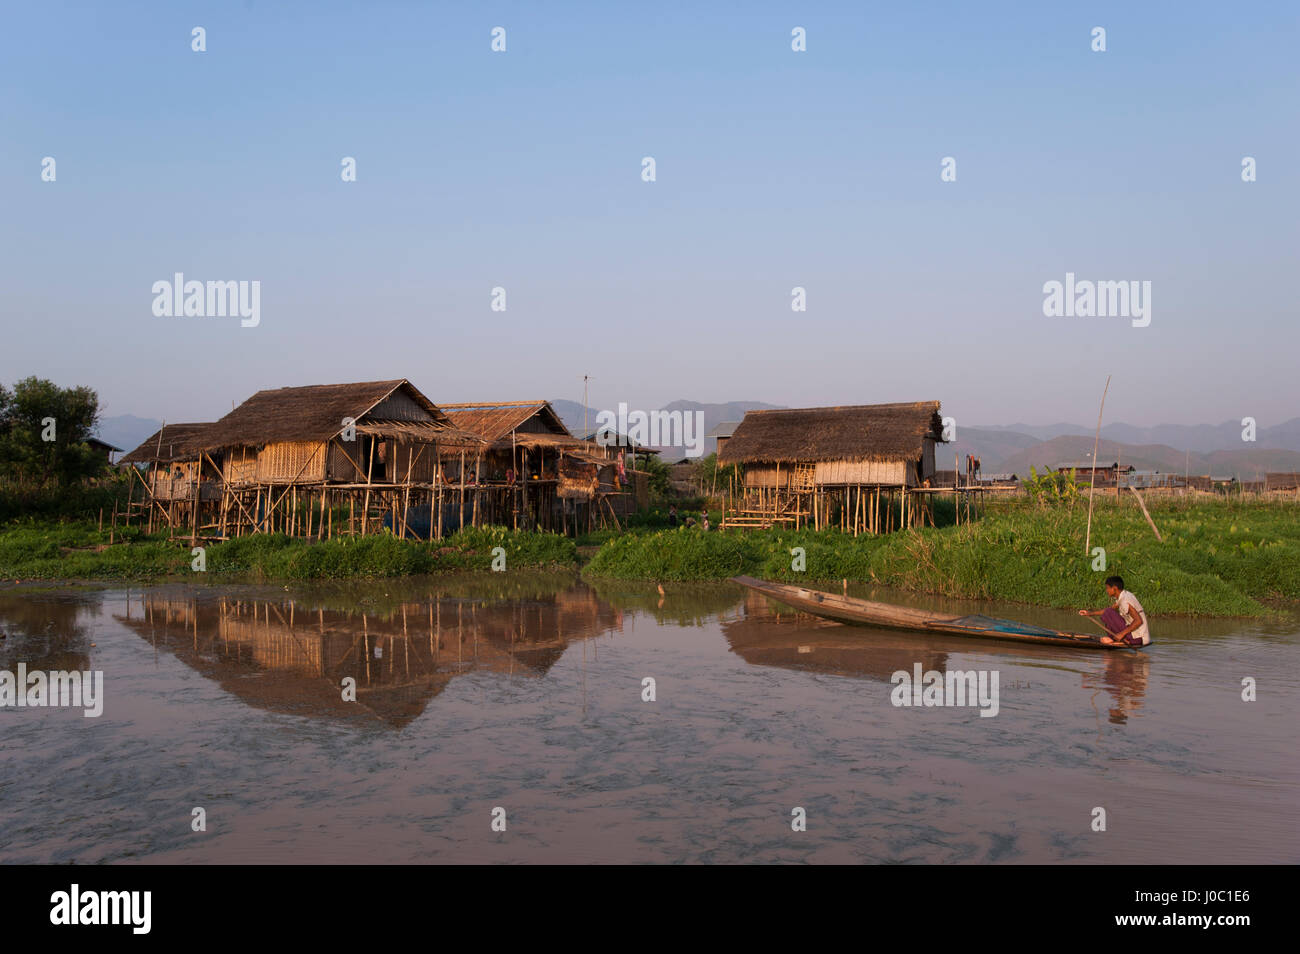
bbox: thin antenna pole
[1084,375,1111,557]
[582,375,590,438]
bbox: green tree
[633,453,673,496]
[694,452,742,495]
[0,377,104,488]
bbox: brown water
[1,574,1296,864]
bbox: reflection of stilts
[108,582,626,729]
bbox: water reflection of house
[114,587,625,728]
[0,593,94,675]
[720,591,951,683]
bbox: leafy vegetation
[0,522,576,582]
[4,496,1296,618]
[633,454,673,496]
[692,453,742,497]
[1023,466,1082,506]
[0,377,108,490]
[583,498,1300,617]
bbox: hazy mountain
[943,426,1043,475]
[550,398,782,456]
[1256,418,1300,451]
[995,436,1300,481]
[973,418,1300,454]
[976,422,1094,441]
[549,399,599,436]
[661,400,784,456]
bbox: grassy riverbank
[583,498,1300,617]
[0,522,577,582]
[4,498,1297,617]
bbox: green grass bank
[582,498,1300,617]
[0,522,577,582]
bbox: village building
[709,421,740,457]
[717,401,947,531]
[86,437,123,463]
[119,422,222,533]
[121,381,483,540]
[119,385,654,541]
[441,401,646,530]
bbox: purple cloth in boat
[1100,607,1143,645]
[1100,607,1126,633]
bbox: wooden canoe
[731,576,1141,651]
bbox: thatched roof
[120,423,216,463]
[440,401,570,443]
[718,402,945,464]
[196,380,448,451]
[354,420,486,447]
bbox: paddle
[1083,615,1111,635]
[1082,612,1141,650]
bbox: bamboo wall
[149,475,222,501]
[744,467,792,489]
[814,459,909,486]
[744,459,910,488]
[257,441,327,484]
[327,438,366,482]
[223,448,259,486]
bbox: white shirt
[1115,590,1150,645]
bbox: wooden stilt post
[362,438,375,537]
[124,474,134,529]
[472,454,481,527]
[436,459,444,540]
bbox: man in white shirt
[1078,575,1151,647]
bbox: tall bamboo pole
[1084,374,1112,557]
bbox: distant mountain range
[101,405,1300,479]
[932,421,1300,480]
[549,399,781,456]
[976,418,1300,454]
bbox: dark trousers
[1100,607,1127,634]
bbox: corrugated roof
[1055,461,1133,471]
[718,401,945,464]
[709,421,741,439]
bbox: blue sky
[2,1,1296,429]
